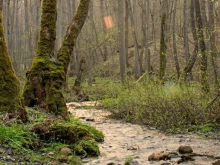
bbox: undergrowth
[0,107,104,164]
[102,78,220,136]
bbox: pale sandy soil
[67,102,220,165]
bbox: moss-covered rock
[31,117,103,157]
[73,139,100,157]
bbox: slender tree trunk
[125,0,129,67]
[208,0,219,87]
[88,0,94,86]
[159,0,168,81]
[195,0,209,92]
[183,0,190,65]
[172,0,180,79]
[144,0,150,75]
[180,0,198,82]
[23,0,90,119]
[127,0,140,78]
[118,0,126,81]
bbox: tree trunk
[144,0,151,75]
[172,0,180,79]
[183,0,190,66]
[180,0,198,82]
[159,0,168,81]
[208,0,219,87]
[0,0,27,122]
[118,0,126,81]
[88,0,94,86]
[195,0,209,92]
[127,0,140,79]
[23,0,90,120]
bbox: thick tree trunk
[0,0,27,122]
[23,0,90,120]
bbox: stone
[60,147,72,155]
[212,160,220,165]
[177,145,193,154]
[124,160,139,165]
[107,162,116,165]
[148,152,170,161]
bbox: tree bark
[208,0,219,87]
[195,0,209,92]
[159,0,168,81]
[118,0,126,81]
[172,0,180,79]
[180,0,198,82]
[0,0,27,122]
[23,0,90,120]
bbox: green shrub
[102,79,220,133]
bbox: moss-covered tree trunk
[23,0,90,120]
[0,0,27,122]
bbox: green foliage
[124,156,134,164]
[0,106,103,164]
[0,121,38,150]
[102,79,220,134]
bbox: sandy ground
[67,102,220,165]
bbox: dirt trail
[67,102,220,165]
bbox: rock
[47,162,58,165]
[160,163,171,165]
[177,145,193,154]
[107,162,116,165]
[86,118,95,122]
[213,160,220,165]
[48,151,55,156]
[60,147,72,155]
[124,160,139,165]
[148,152,170,161]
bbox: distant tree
[118,0,126,81]
[208,0,219,87]
[180,0,198,82]
[194,0,209,92]
[23,0,90,120]
[172,0,180,79]
[159,0,168,81]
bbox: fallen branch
[206,90,220,109]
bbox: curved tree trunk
[180,0,198,82]
[23,0,90,120]
[0,0,27,122]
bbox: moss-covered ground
[0,107,104,164]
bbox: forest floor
[67,102,220,165]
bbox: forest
[1,0,220,164]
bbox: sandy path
[67,102,220,165]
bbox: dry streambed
[67,102,220,165]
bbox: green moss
[31,116,103,157]
[73,139,100,157]
[0,11,20,113]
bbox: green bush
[102,79,220,133]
